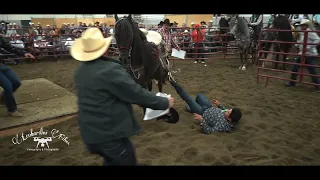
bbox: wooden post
[186,15,188,25]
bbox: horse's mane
[114,17,157,78]
[114,17,133,63]
[219,18,229,28]
[273,15,294,42]
[236,17,250,36]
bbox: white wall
[1,14,165,21]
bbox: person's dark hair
[229,108,242,123]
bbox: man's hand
[212,99,220,106]
[24,53,35,59]
[168,97,175,108]
[193,113,203,121]
[176,46,181,51]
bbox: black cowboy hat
[158,21,164,26]
[156,108,180,124]
[200,21,206,25]
[163,19,174,26]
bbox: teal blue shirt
[313,14,320,24]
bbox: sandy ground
[0,57,320,165]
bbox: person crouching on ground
[0,34,35,117]
[71,28,175,166]
[169,79,242,134]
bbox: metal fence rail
[257,28,320,87]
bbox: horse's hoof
[241,66,246,70]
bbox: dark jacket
[0,35,26,57]
[74,57,169,144]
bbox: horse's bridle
[115,18,141,79]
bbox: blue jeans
[86,138,137,166]
[289,56,320,86]
[171,81,212,115]
[0,65,21,112]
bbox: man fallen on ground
[169,79,242,134]
[72,28,175,166]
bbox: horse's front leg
[239,52,243,69]
[273,46,280,69]
[241,50,249,70]
[158,81,163,93]
[282,54,287,70]
[141,82,151,116]
[147,80,152,92]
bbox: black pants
[289,56,319,86]
[194,43,204,62]
[0,65,21,112]
[86,138,137,166]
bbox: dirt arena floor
[0,56,320,165]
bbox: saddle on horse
[140,28,171,72]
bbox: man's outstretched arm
[0,36,26,56]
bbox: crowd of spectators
[0,19,228,64]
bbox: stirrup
[168,72,175,82]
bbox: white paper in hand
[143,92,170,121]
[171,48,186,59]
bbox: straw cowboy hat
[191,22,196,25]
[146,31,162,45]
[299,19,312,26]
[139,28,148,35]
[70,27,112,61]
[139,28,162,45]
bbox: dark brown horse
[113,14,169,114]
[262,15,295,70]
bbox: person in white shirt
[10,34,25,49]
[9,34,25,64]
[6,23,17,37]
[285,19,320,91]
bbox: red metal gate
[257,28,320,87]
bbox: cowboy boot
[8,111,23,117]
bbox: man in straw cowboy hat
[71,28,175,166]
[0,35,35,117]
[285,19,320,91]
